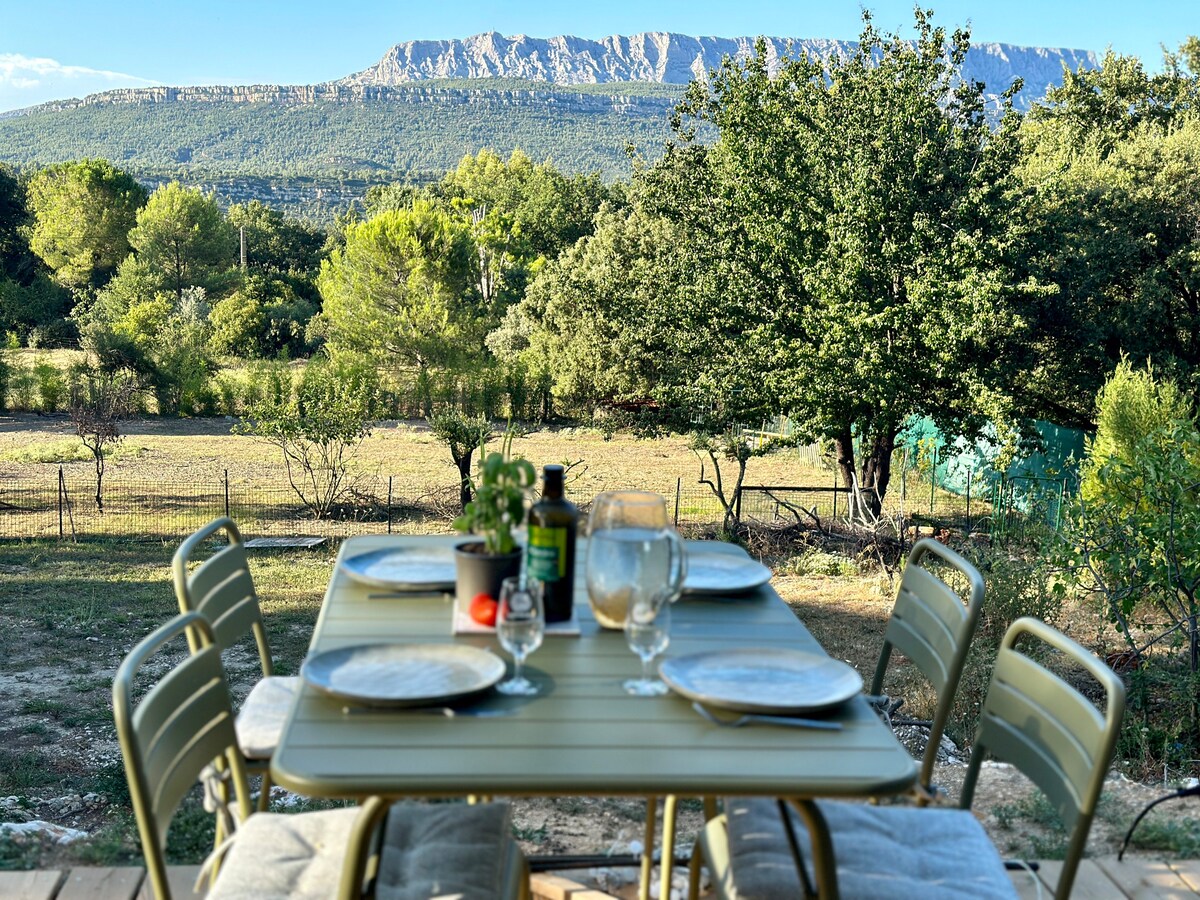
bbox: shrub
[33,358,67,412]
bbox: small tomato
[469,593,498,627]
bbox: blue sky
[0,0,1192,112]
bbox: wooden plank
[56,868,144,900]
[1009,862,1049,899]
[0,871,62,900]
[1095,857,1198,899]
[136,866,204,900]
[531,872,592,899]
[1171,859,1200,893]
[1033,860,1130,899]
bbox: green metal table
[271,534,918,898]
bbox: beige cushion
[235,675,300,759]
[209,802,522,900]
[725,797,1017,900]
[209,806,358,900]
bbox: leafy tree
[316,201,480,407]
[0,275,72,345]
[225,200,325,279]
[25,159,146,292]
[209,274,316,358]
[1053,365,1200,760]
[1017,42,1200,416]
[69,371,138,511]
[234,360,377,519]
[128,181,236,303]
[644,11,1027,519]
[427,409,492,511]
[0,165,35,286]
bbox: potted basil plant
[452,429,536,614]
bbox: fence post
[387,476,394,535]
[673,478,681,528]
[224,470,230,520]
[1057,479,1067,529]
[929,445,937,517]
[832,468,837,520]
[58,466,63,539]
[965,468,972,533]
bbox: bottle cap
[542,464,564,498]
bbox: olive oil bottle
[526,465,578,623]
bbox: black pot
[454,541,522,606]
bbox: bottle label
[528,525,567,581]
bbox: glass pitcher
[585,491,686,630]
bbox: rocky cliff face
[340,31,1097,106]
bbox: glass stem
[642,654,653,682]
[513,655,525,683]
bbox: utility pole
[239,226,247,271]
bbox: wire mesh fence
[0,463,1031,543]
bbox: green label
[528,525,567,581]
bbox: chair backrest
[871,538,985,796]
[961,616,1125,900]
[112,612,252,900]
[173,517,274,677]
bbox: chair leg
[639,796,659,900]
[257,770,272,812]
[660,795,678,900]
[687,837,704,900]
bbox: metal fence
[0,464,1009,542]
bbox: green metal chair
[114,611,529,900]
[647,538,986,900]
[173,517,296,813]
[690,616,1126,899]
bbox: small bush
[33,358,67,412]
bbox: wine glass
[585,491,686,630]
[623,590,672,696]
[495,576,544,696]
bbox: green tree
[427,409,492,511]
[235,360,377,519]
[0,165,35,286]
[225,200,325,279]
[25,159,146,293]
[644,11,1027,519]
[316,201,480,401]
[1017,42,1200,416]
[209,274,316,358]
[128,182,235,303]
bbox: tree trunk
[858,426,897,519]
[94,452,105,512]
[833,425,858,520]
[455,448,475,513]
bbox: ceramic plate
[683,550,772,595]
[659,648,863,714]
[339,546,456,590]
[302,643,506,707]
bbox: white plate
[659,648,863,714]
[683,550,772,595]
[302,643,505,707]
[339,546,456,590]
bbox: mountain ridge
[2,31,1097,118]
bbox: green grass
[0,439,144,464]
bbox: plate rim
[659,647,863,713]
[301,642,505,707]
[339,546,457,590]
[682,551,773,596]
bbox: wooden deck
[0,867,618,899]
[1,859,1199,898]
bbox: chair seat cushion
[375,802,522,900]
[208,802,521,900]
[235,675,300,759]
[209,806,359,900]
[725,797,1017,900]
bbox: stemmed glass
[495,576,544,696]
[623,590,672,696]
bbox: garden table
[270,534,919,899]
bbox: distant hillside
[0,32,1097,219]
